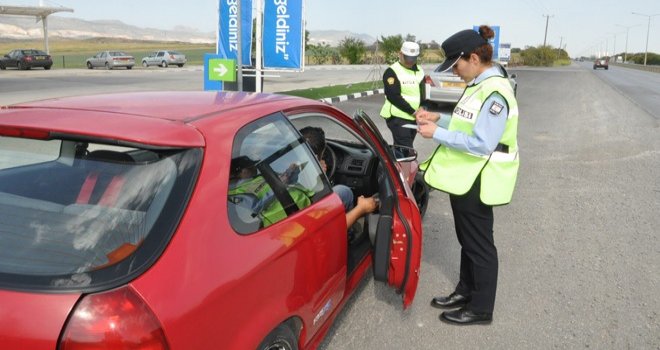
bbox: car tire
[161,61,168,68]
[17,62,24,70]
[0,64,5,70]
[257,324,298,350]
[178,64,184,68]
[142,61,148,67]
[411,172,429,219]
[605,67,608,70]
[44,65,51,70]
[127,66,133,70]
[87,62,93,69]
[105,62,112,70]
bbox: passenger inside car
[228,156,313,229]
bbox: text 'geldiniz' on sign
[263,0,304,70]
[218,0,252,66]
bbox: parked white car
[141,50,187,68]
[425,62,517,105]
[86,51,135,70]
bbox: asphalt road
[0,64,437,105]
[1,63,658,349]
[319,63,660,349]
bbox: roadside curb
[319,88,384,104]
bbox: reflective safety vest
[380,61,425,121]
[228,176,313,227]
[420,75,519,205]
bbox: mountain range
[0,15,376,46]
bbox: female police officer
[415,25,519,325]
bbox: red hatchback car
[0,91,424,350]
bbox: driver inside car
[299,126,378,232]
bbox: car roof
[0,91,321,148]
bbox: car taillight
[25,56,33,61]
[59,287,169,350]
[424,75,435,87]
[169,55,175,59]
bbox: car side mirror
[391,145,417,162]
[510,73,517,79]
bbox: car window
[99,52,106,58]
[170,51,182,55]
[0,136,202,291]
[228,113,332,234]
[157,52,164,57]
[0,137,61,170]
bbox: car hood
[0,289,80,349]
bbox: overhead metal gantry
[0,4,74,54]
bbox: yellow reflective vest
[228,176,312,227]
[420,76,519,205]
[380,61,425,121]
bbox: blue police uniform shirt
[432,65,509,156]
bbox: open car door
[353,110,423,308]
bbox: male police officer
[380,41,427,149]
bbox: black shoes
[430,292,470,308]
[440,308,493,325]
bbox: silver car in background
[86,51,135,70]
[141,50,187,68]
[425,62,517,105]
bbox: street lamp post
[616,24,640,63]
[632,12,660,66]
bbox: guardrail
[610,62,660,73]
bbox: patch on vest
[453,106,474,120]
[489,101,504,116]
[387,77,396,85]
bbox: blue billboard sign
[219,0,253,66]
[473,25,500,60]
[263,0,304,70]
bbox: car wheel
[86,62,93,69]
[257,324,298,350]
[17,62,24,70]
[178,64,184,67]
[0,64,5,70]
[127,66,133,70]
[142,61,148,67]
[411,172,429,219]
[161,61,168,68]
[605,67,608,70]
[105,62,113,70]
[44,65,51,70]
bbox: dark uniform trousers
[449,175,498,314]
[386,116,417,149]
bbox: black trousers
[449,176,498,314]
[386,116,417,148]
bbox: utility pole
[558,36,563,59]
[616,24,639,63]
[632,12,660,66]
[543,14,554,46]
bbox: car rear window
[0,136,201,291]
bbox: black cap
[436,29,489,73]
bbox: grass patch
[278,81,384,100]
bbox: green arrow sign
[208,58,236,82]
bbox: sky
[3,0,660,57]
